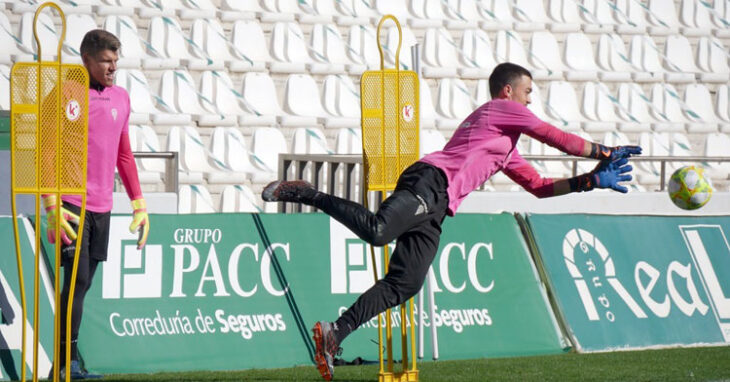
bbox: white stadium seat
[230,20,270,73]
[335,127,362,155]
[189,19,240,72]
[696,37,730,83]
[177,0,217,20]
[421,28,459,78]
[546,0,582,33]
[716,85,730,132]
[148,16,217,70]
[199,70,264,127]
[458,29,497,79]
[239,72,282,126]
[662,34,699,83]
[219,0,262,22]
[441,0,481,29]
[104,15,177,69]
[419,78,438,129]
[628,35,664,82]
[704,133,730,179]
[269,22,312,74]
[0,12,32,64]
[478,0,514,31]
[346,25,380,70]
[19,12,58,61]
[420,129,447,157]
[545,81,583,131]
[614,0,649,35]
[322,74,360,127]
[219,185,263,213]
[527,31,565,80]
[683,84,721,133]
[115,69,190,126]
[128,125,163,185]
[649,83,690,132]
[580,0,617,34]
[710,0,730,38]
[580,82,619,132]
[678,0,712,36]
[280,74,325,128]
[615,83,651,132]
[308,24,354,75]
[527,82,554,125]
[562,32,599,81]
[292,127,331,154]
[494,30,530,69]
[158,69,235,127]
[474,79,491,105]
[595,34,634,82]
[646,0,681,35]
[251,127,289,182]
[61,14,97,64]
[385,25,419,70]
[435,78,474,130]
[334,0,378,26]
[512,0,549,32]
[178,184,216,214]
[408,0,446,29]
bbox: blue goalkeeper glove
[570,157,634,193]
[590,143,642,161]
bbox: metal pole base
[379,370,419,382]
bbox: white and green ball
[667,166,713,210]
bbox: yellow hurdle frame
[10,3,89,382]
[360,15,420,382]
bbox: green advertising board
[61,212,567,374]
[526,214,730,352]
[0,216,55,381]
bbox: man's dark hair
[488,62,532,98]
[80,29,121,57]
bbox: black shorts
[60,203,111,262]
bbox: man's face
[502,75,532,106]
[82,49,118,88]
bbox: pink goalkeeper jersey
[420,99,586,215]
[63,85,130,213]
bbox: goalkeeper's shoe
[54,360,102,380]
[262,180,317,203]
[312,321,342,381]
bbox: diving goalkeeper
[262,62,641,381]
[43,29,149,379]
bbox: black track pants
[309,162,449,341]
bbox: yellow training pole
[10,3,89,381]
[360,15,420,382]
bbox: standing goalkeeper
[262,62,641,381]
[43,29,149,379]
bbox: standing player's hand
[591,157,634,193]
[610,145,643,161]
[42,195,79,245]
[129,198,150,250]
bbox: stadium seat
[293,0,335,24]
[562,33,599,81]
[128,125,164,185]
[305,0,343,24]
[458,29,496,79]
[280,74,325,128]
[527,82,554,124]
[636,132,669,185]
[669,132,694,171]
[179,125,244,184]
[148,16,217,70]
[178,184,217,214]
[662,34,699,83]
[219,185,263,213]
[158,69,235,127]
[421,28,459,78]
[477,0,514,31]
[527,31,565,80]
[474,79,491,105]
[678,0,712,36]
[199,70,266,127]
[385,25,419,70]
[375,0,412,27]
[615,82,656,132]
[165,126,202,184]
[595,34,634,82]
[494,31,530,69]
[97,0,137,16]
[441,0,481,29]
[545,0,582,33]
[251,127,289,182]
[545,81,583,131]
[646,0,681,35]
[189,19,243,72]
[614,0,649,35]
[103,15,177,69]
[408,0,446,29]
[206,127,250,184]
[230,20,270,73]
[527,139,570,178]
[257,0,296,21]
[135,0,177,18]
[716,85,730,132]
[0,65,9,110]
[682,83,721,133]
[334,0,378,26]
[580,0,616,34]
[0,12,31,64]
[19,12,58,61]
[292,127,331,154]
[511,0,549,32]
[12,0,92,14]
[435,78,474,130]
[419,78,437,129]
[115,69,190,126]
[335,127,362,154]
[627,35,665,82]
[61,14,97,64]
[177,0,217,20]
[219,0,264,22]
[309,24,357,75]
[649,83,690,132]
[322,74,360,126]
[580,82,619,132]
[346,25,380,70]
[710,0,730,38]
[421,129,447,156]
[704,133,730,179]
[217,127,258,177]
[696,37,730,83]
[239,72,282,126]
[269,22,313,74]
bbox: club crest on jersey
[111,108,118,121]
[65,99,81,121]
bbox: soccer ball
[667,166,713,210]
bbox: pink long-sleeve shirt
[420,99,587,215]
[63,85,141,212]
